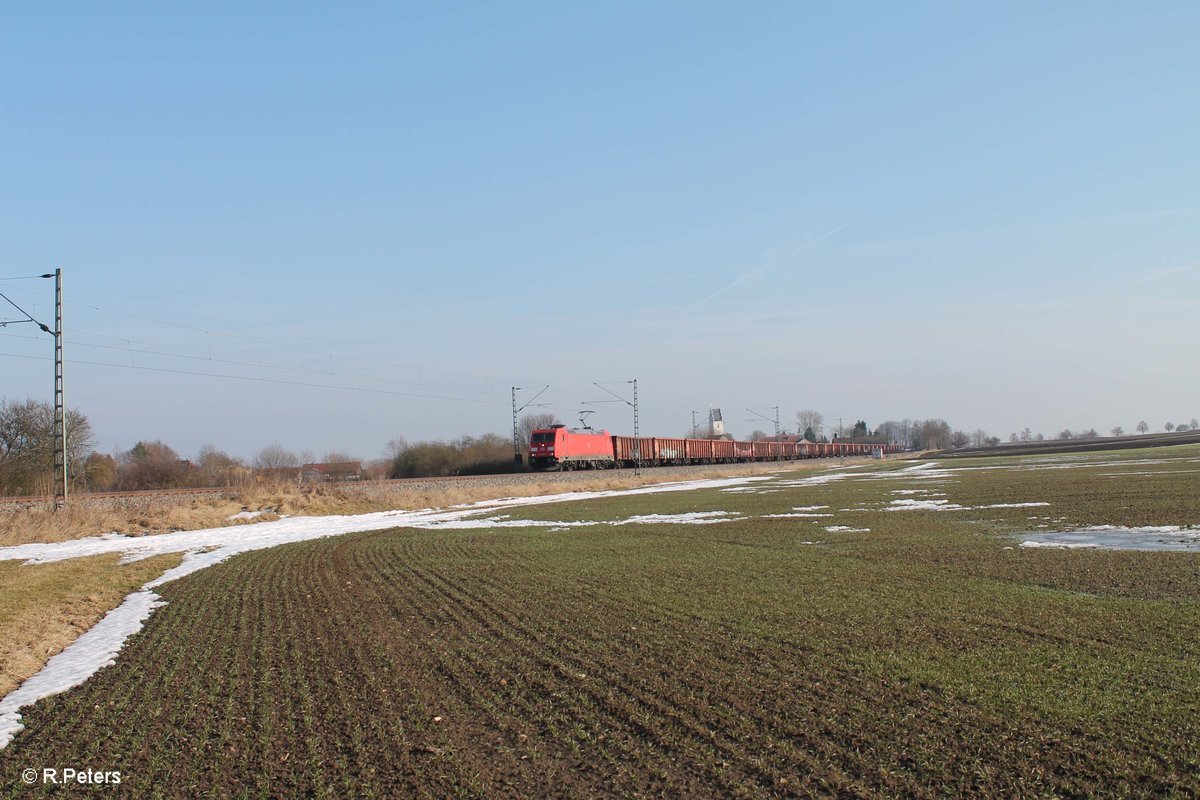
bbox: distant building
[709,408,725,438]
[300,461,363,483]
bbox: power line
[0,289,52,332]
[0,351,508,406]
[55,336,507,398]
[70,296,510,385]
[0,280,518,387]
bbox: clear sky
[2,2,1197,461]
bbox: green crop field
[3,446,1199,797]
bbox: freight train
[528,425,904,470]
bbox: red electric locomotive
[528,425,615,470]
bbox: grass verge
[0,459,879,547]
[0,553,183,696]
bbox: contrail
[688,223,849,310]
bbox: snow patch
[886,499,967,512]
[1020,526,1200,552]
[0,473,767,749]
[824,526,870,533]
[762,513,833,518]
[0,591,164,749]
[979,502,1051,509]
[615,512,741,525]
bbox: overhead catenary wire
[0,289,52,332]
[0,351,507,406]
[0,280,518,388]
[52,336,508,398]
[2,282,742,437]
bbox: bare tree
[254,443,299,475]
[196,445,243,487]
[916,419,951,450]
[0,398,96,495]
[383,436,409,460]
[1191,418,1198,430]
[1019,427,1033,442]
[795,410,824,439]
[83,452,117,491]
[518,412,561,443]
[119,441,192,490]
[1165,422,1175,432]
[950,430,970,448]
[1111,426,1124,437]
[1057,429,1073,440]
[1136,420,1149,434]
[970,429,989,447]
[747,429,769,442]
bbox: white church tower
[709,407,725,438]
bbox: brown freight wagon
[685,438,714,461]
[654,437,688,464]
[612,436,655,464]
[710,439,734,461]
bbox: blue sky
[3,2,1197,459]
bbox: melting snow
[1020,526,1200,552]
[0,591,165,749]
[824,525,870,533]
[979,502,1050,509]
[886,499,968,511]
[617,512,742,525]
[0,474,767,749]
[762,513,833,518]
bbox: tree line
[0,397,539,495]
[5,396,1195,495]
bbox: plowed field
[3,446,1199,797]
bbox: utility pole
[744,406,780,437]
[511,385,549,469]
[691,410,698,438]
[745,405,782,459]
[53,269,66,508]
[632,379,639,472]
[585,379,640,475]
[0,271,64,507]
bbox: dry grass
[1,458,888,547]
[0,552,182,696]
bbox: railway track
[0,473,494,506]
[0,460,846,509]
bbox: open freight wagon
[530,425,902,470]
